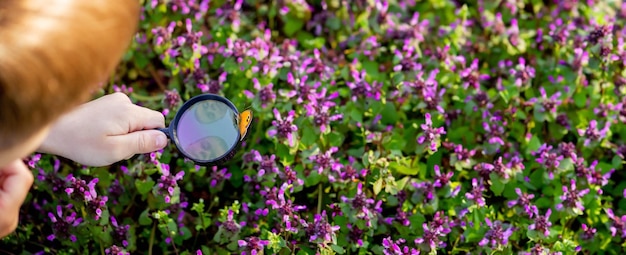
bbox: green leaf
[283,17,305,37]
[331,244,345,254]
[276,143,294,164]
[526,135,541,155]
[389,162,419,176]
[135,178,155,195]
[612,155,623,169]
[380,103,399,124]
[489,173,505,196]
[573,90,587,108]
[304,171,322,187]
[139,209,152,226]
[373,178,383,195]
[300,121,318,146]
[327,131,345,148]
[326,16,342,30]
[362,60,380,78]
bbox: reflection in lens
[175,100,239,161]
[185,136,229,160]
[194,100,229,124]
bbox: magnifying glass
[157,93,253,166]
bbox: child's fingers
[109,129,168,160]
[0,160,34,238]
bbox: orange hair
[0,0,140,149]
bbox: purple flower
[460,58,489,89]
[218,209,244,235]
[262,183,306,233]
[478,218,514,249]
[548,18,574,45]
[586,24,612,45]
[258,153,280,174]
[279,165,304,189]
[433,165,453,188]
[243,78,276,108]
[105,245,129,255]
[163,89,181,110]
[47,204,83,242]
[309,147,342,176]
[382,237,420,255]
[346,223,366,247]
[37,159,65,192]
[340,182,382,227]
[491,156,511,179]
[300,210,341,244]
[112,84,133,95]
[299,49,334,80]
[558,142,577,158]
[238,236,270,255]
[413,180,436,203]
[467,90,494,113]
[110,216,130,247]
[422,74,446,114]
[108,179,124,203]
[555,179,590,214]
[571,48,589,73]
[279,74,320,104]
[528,87,562,114]
[509,57,535,87]
[304,88,342,133]
[585,162,614,190]
[507,188,537,217]
[465,178,486,207]
[393,44,422,72]
[482,113,507,146]
[85,186,108,221]
[157,164,185,203]
[209,166,232,188]
[345,69,383,101]
[606,208,626,238]
[473,162,494,181]
[532,143,564,179]
[267,108,298,146]
[65,174,93,200]
[580,223,597,240]
[577,120,610,146]
[528,209,552,236]
[452,144,476,165]
[336,157,368,183]
[26,153,42,168]
[215,0,243,29]
[417,113,446,152]
[593,102,615,118]
[415,212,452,251]
[507,18,520,46]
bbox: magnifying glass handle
[157,127,171,139]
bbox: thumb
[113,130,168,157]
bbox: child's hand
[38,93,168,166]
[0,160,34,238]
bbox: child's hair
[0,0,140,149]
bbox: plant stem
[317,183,323,215]
[149,222,156,255]
[165,224,180,255]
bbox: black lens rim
[166,93,241,166]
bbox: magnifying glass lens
[175,100,239,162]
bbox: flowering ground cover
[3,0,626,254]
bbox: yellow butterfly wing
[238,109,253,141]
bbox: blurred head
[0,0,140,167]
